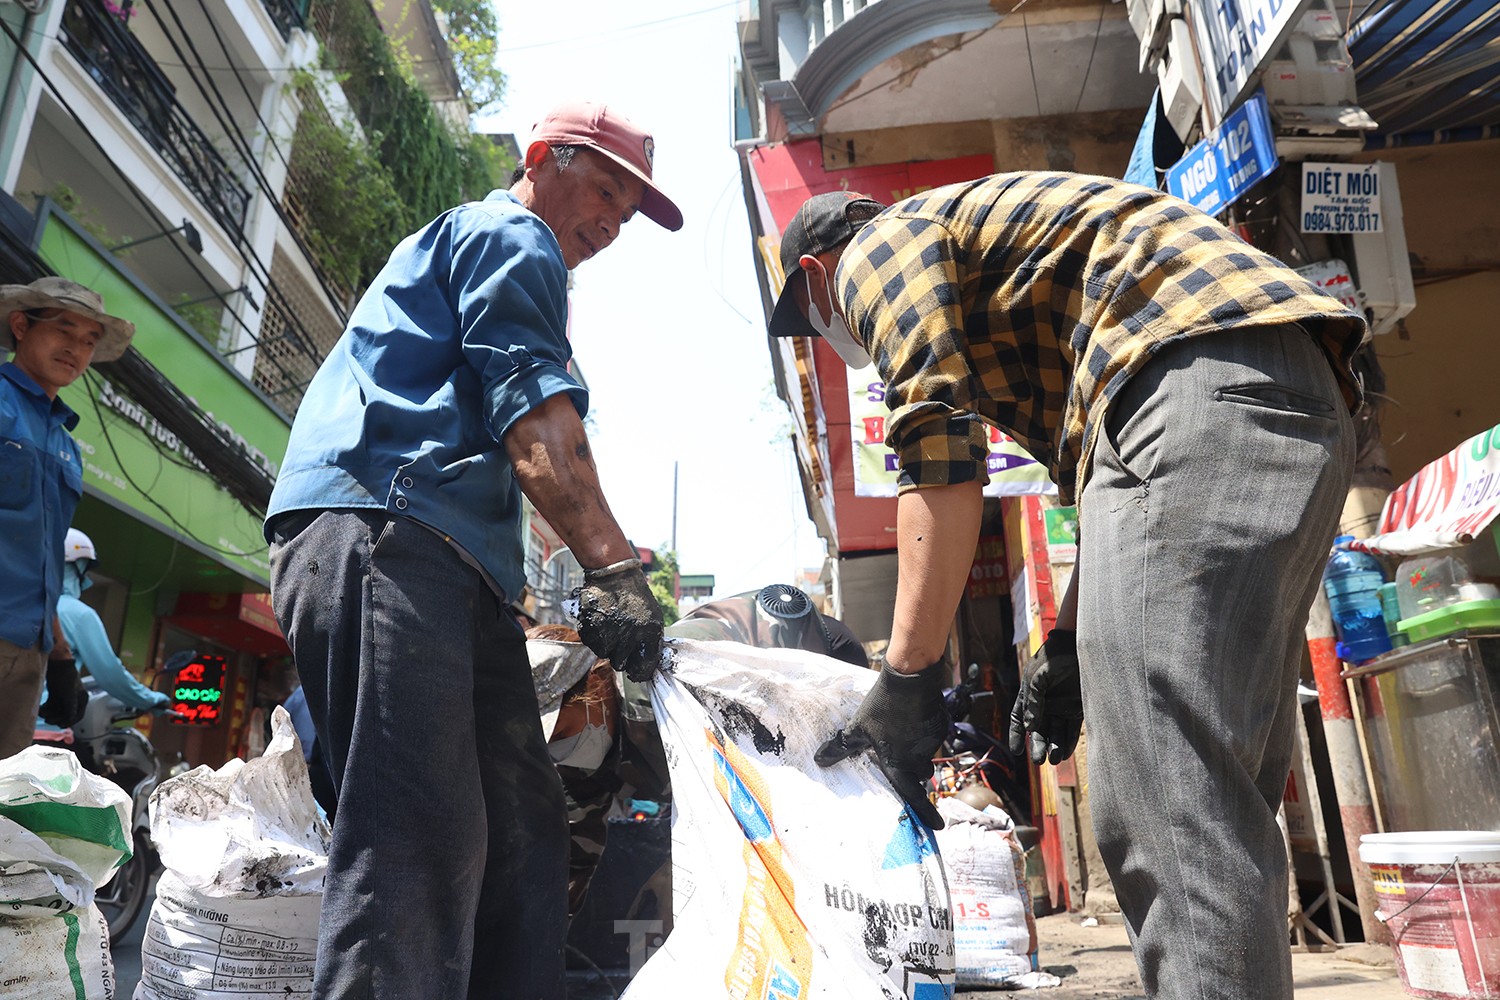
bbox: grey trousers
[0,637,45,758]
[270,510,568,1000]
[1076,324,1354,1000]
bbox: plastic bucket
[1359,832,1500,999]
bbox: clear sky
[481,1,827,599]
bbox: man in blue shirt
[266,100,682,1000]
[0,277,133,758]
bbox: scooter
[34,651,193,943]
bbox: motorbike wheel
[98,831,152,944]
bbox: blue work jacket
[0,362,82,652]
[265,191,586,600]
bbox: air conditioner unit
[1158,19,1202,142]
[1348,162,1415,337]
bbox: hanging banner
[1358,423,1500,556]
[847,368,1055,498]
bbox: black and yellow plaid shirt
[835,172,1367,504]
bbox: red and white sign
[1360,423,1500,556]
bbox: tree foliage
[431,0,506,114]
[649,548,681,627]
[296,0,515,292]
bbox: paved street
[1003,913,1408,1000]
[113,895,1409,999]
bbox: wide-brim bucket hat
[0,276,135,362]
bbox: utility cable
[1021,8,1042,117]
[0,16,315,400]
[143,0,350,329]
[821,18,1007,119]
[494,1,739,53]
[0,24,282,514]
[188,0,296,177]
[1072,0,1109,115]
[81,370,271,550]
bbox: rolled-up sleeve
[448,211,588,442]
[839,217,990,494]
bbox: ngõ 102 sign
[170,654,227,725]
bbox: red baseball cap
[530,100,683,232]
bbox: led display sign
[170,654,227,725]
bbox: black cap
[768,191,886,344]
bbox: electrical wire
[701,168,757,327]
[1021,8,1042,117]
[139,0,350,330]
[494,0,740,53]
[821,18,1007,119]
[1072,0,1109,115]
[189,0,296,177]
[81,370,271,558]
[0,17,317,404]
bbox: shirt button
[394,497,408,510]
[401,477,414,488]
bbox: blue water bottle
[1323,536,1393,663]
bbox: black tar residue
[693,689,786,756]
[862,903,893,966]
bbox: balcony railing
[60,0,250,240]
[258,0,308,41]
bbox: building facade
[731,0,1500,921]
[0,0,504,765]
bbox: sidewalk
[967,912,1409,999]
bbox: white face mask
[805,261,872,368]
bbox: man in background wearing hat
[265,100,681,1000]
[0,277,132,758]
[782,175,1363,1000]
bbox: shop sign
[847,369,1055,498]
[1043,507,1079,565]
[1360,423,1500,556]
[169,654,228,725]
[1190,0,1312,120]
[1300,162,1383,233]
[1166,91,1278,215]
[968,536,1008,601]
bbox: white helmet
[64,528,96,564]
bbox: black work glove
[40,658,87,728]
[1008,628,1083,766]
[574,558,665,683]
[815,658,949,829]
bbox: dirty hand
[1008,628,1083,766]
[575,558,664,683]
[815,658,949,829]
[39,657,87,728]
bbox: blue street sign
[1166,90,1279,215]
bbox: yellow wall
[1355,139,1500,482]
[1375,271,1500,483]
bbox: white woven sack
[933,796,1035,987]
[623,639,955,1000]
[0,903,114,1000]
[134,707,326,999]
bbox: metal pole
[1306,586,1389,944]
[671,461,678,553]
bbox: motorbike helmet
[64,528,97,566]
